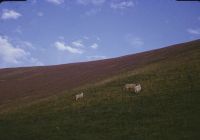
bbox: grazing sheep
[75,92,84,101]
[134,84,142,93]
[124,83,136,91]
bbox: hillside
[0,39,199,139]
[0,39,199,140]
[0,40,200,106]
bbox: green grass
[0,48,199,140]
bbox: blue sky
[0,0,200,68]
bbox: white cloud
[90,43,98,49]
[111,0,134,10]
[0,36,28,64]
[23,41,33,48]
[77,0,105,6]
[46,0,64,5]
[55,41,83,54]
[1,9,21,20]
[55,38,101,54]
[0,36,43,67]
[16,41,35,50]
[72,40,84,47]
[87,55,106,61]
[187,28,200,35]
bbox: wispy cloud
[55,41,83,54]
[72,40,84,47]
[46,0,64,5]
[54,37,101,55]
[1,9,21,20]
[77,0,105,6]
[0,36,43,67]
[110,0,134,10]
[87,55,106,61]
[16,40,35,50]
[90,43,98,49]
[0,36,28,64]
[187,28,200,35]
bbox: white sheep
[75,92,84,101]
[124,83,136,91]
[134,84,142,93]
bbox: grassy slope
[0,45,199,140]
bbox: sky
[0,0,200,68]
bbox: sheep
[75,92,84,101]
[124,83,142,93]
[134,84,142,93]
[124,83,136,91]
